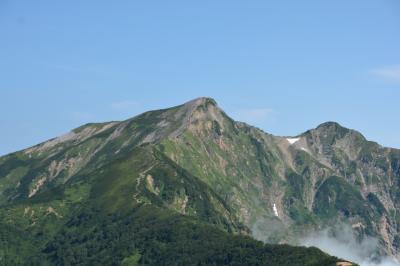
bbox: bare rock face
[1,97,399,262]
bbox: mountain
[3,97,395,265]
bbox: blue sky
[1,0,400,155]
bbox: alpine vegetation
[2,97,399,265]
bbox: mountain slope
[154,98,400,260]
[1,97,392,264]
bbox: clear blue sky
[1,0,400,155]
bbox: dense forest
[0,204,342,266]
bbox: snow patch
[273,203,279,217]
[287,138,300,145]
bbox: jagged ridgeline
[4,97,398,265]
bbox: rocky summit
[3,97,398,265]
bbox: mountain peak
[183,97,218,109]
[313,121,354,136]
[306,121,367,146]
[163,97,230,138]
[314,121,368,138]
[301,121,350,139]
[316,121,346,130]
[178,97,223,123]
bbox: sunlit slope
[1,97,392,264]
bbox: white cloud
[370,65,400,83]
[233,108,275,124]
[110,100,139,110]
[300,223,399,266]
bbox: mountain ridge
[1,97,398,264]
[8,97,384,157]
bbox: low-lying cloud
[300,224,399,266]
